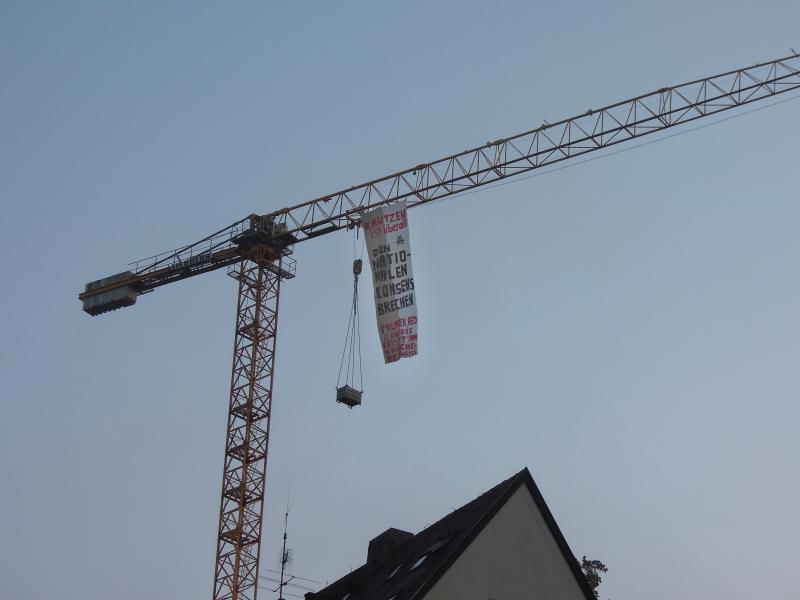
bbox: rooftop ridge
[306,468,530,600]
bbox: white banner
[362,201,418,364]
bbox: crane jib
[81,52,800,314]
[267,53,800,244]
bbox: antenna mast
[277,494,291,600]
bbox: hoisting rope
[336,256,363,392]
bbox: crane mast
[77,53,800,600]
[214,258,285,600]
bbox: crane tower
[78,53,800,600]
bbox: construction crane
[78,53,800,600]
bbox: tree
[580,555,608,598]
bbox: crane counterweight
[81,271,140,315]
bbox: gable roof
[306,467,595,600]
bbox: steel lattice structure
[77,52,800,600]
[213,259,285,600]
[270,53,800,242]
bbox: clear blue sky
[1,2,799,599]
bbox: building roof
[305,467,595,600]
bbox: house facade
[306,468,595,600]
